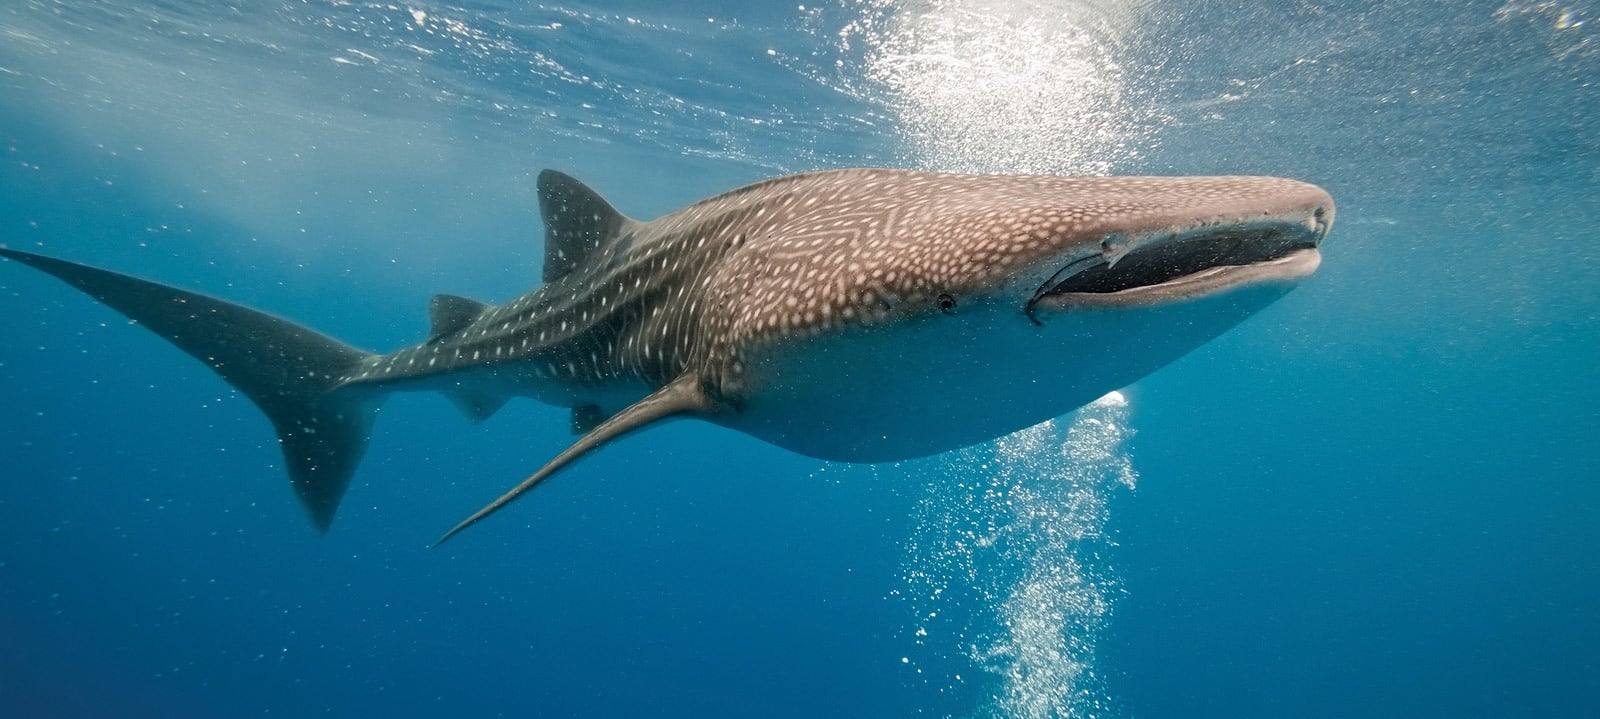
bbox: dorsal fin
[428,294,490,343]
[538,169,634,283]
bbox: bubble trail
[901,392,1137,719]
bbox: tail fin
[1,248,381,531]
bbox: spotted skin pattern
[341,169,1330,412]
[0,167,1333,541]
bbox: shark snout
[1274,180,1335,246]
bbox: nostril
[1310,205,1332,238]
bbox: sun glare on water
[845,1,1146,715]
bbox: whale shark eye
[937,293,956,312]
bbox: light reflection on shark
[0,168,1333,545]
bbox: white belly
[716,283,1295,462]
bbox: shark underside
[1,168,1334,545]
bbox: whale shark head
[701,171,1334,461]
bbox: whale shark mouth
[1027,223,1324,315]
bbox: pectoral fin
[432,374,716,547]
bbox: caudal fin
[1,248,381,531]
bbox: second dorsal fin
[538,169,634,283]
[428,294,490,343]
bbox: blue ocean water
[1,0,1596,717]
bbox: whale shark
[0,168,1333,545]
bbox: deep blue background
[2,1,1596,717]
